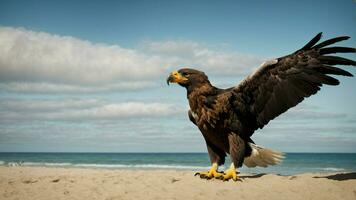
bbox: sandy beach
[0,166,355,200]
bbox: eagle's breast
[188,87,233,130]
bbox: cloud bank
[0,99,183,122]
[0,27,263,93]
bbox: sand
[1,166,355,200]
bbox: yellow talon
[220,163,239,181]
[195,163,224,179]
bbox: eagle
[167,33,356,181]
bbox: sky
[0,0,355,153]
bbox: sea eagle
[167,33,356,181]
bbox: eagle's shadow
[239,173,267,179]
[240,172,356,181]
[313,172,356,181]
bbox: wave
[3,161,209,170]
[4,161,72,167]
[319,167,345,172]
[1,161,347,173]
[22,162,73,167]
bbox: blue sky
[0,0,355,152]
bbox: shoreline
[0,163,352,175]
[1,166,356,200]
[1,152,355,175]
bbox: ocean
[0,153,355,175]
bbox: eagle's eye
[181,72,190,77]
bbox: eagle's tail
[243,143,284,168]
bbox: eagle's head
[167,68,211,88]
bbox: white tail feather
[243,143,285,168]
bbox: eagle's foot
[194,163,223,180]
[195,170,224,179]
[218,163,239,181]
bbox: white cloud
[0,99,184,122]
[66,102,181,120]
[280,103,348,120]
[0,81,156,93]
[0,26,263,93]
[0,98,102,112]
[140,40,264,75]
[0,27,167,86]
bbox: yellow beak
[166,71,188,85]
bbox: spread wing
[233,33,356,137]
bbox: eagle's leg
[219,163,238,181]
[195,140,225,179]
[194,163,224,179]
[218,133,244,181]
